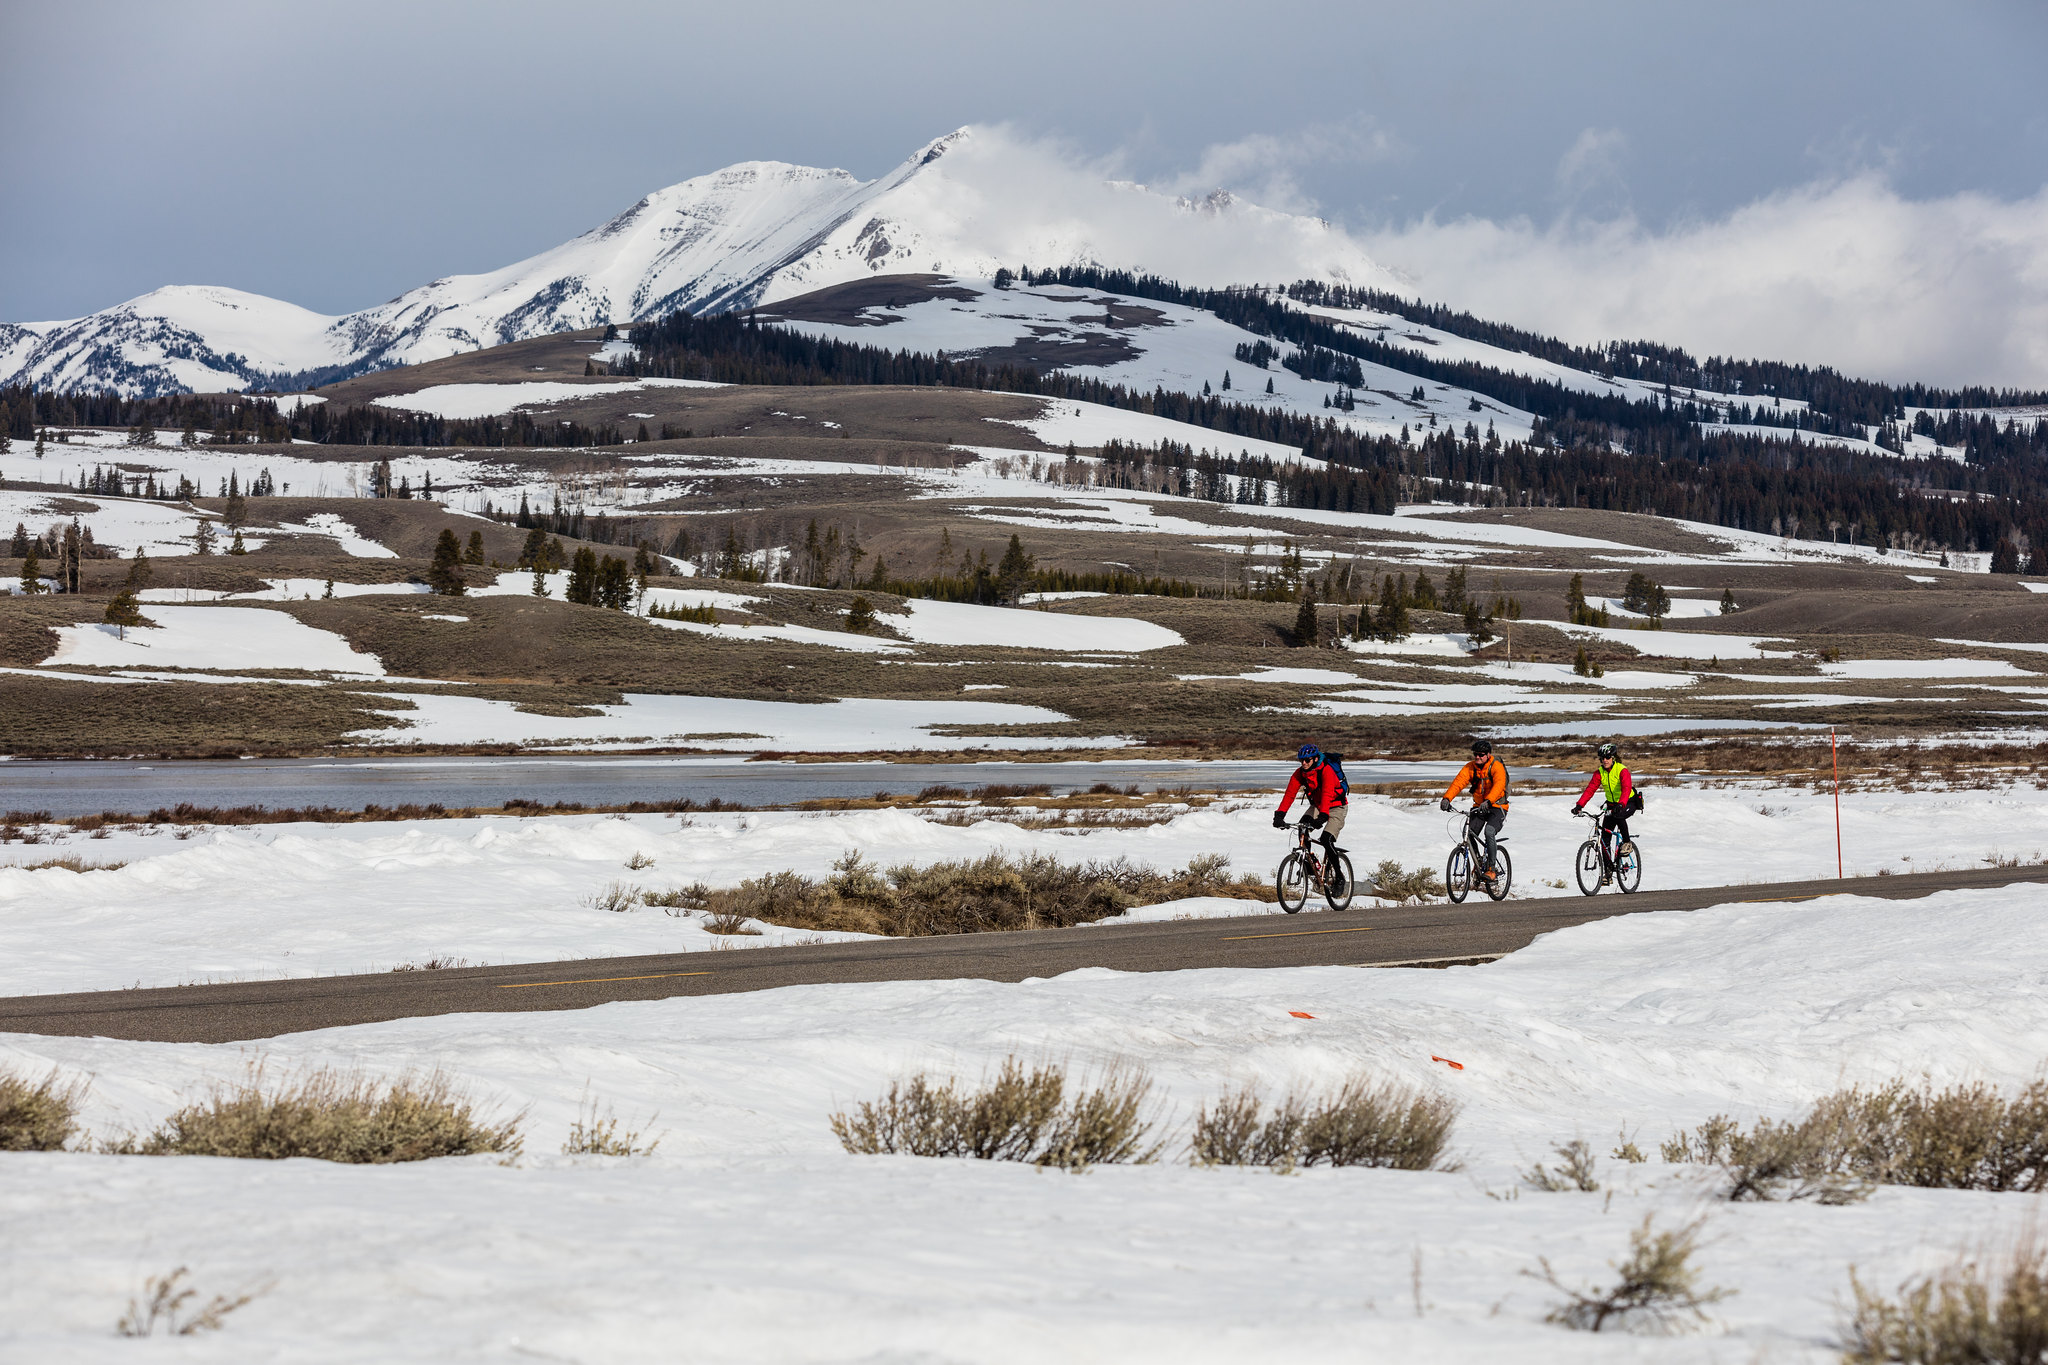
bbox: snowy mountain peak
[2,125,1398,396]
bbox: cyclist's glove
[1571,803,1584,815]
[1439,797,1453,812]
[1271,812,1287,829]
[1308,812,1327,829]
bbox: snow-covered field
[4,879,2046,1361]
[2,784,2041,996]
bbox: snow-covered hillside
[0,128,1398,397]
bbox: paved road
[4,864,2040,1044]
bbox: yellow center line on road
[1220,926,1376,941]
[497,971,714,990]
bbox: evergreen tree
[1375,573,1410,640]
[193,520,216,555]
[1462,597,1494,645]
[323,579,334,599]
[224,471,247,528]
[632,543,654,577]
[1265,376,1275,394]
[596,555,630,608]
[18,542,42,594]
[1442,564,1469,612]
[1719,585,1737,614]
[995,534,1035,604]
[531,560,549,597]
[104,587,150,638]
[1992,540,2022,574]
[428,529,467,596]
[1565,573,1590,624]
[1411,570,1438,610]
[9,523,27,557]
[464,530,487,565]
[1292,582,1319,647]
[566,547,599,604]
[1622,571,1651,613]
[517,528,547,568]
[228,529,248,555]
[1573,645,1591,677]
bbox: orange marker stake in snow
[1431,1055,1464,1070]
[1288,1011,1316,1019]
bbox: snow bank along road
[5,863,2041,1044]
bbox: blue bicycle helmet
[1296,743,1322,765]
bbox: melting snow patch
[42,606,386,675]
[882,599,1183,651]
[274,513,398,558]
[350,692,1115,751]
[370,378,726,420]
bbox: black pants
[1599,793,1642,846]
[1466,807,1505,872]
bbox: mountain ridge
[1,128,1394,397]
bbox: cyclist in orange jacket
[1440,738,1509,882]
[1274,743,1347,857]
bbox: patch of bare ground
[0,676,405,756]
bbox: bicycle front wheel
[1277,851,1311,913]
[1323,851,1355,912]
[1575,840,1603,896]
[1484,846,1513,901]
[1445,845,1472,904]
[1616,841,1641,894]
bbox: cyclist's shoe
[1600,873,1612,886]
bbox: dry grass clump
[117,1267,268,1337]
[115,1066,523,1163]
[830,1056,1161,1170]
[694,849,1265,938]
[1368,859,1443,902]
[1189,1077,1458,1171]
[1842,1240,2048,1364]
[0,1065,86,1151]
[1533,1214,1731,1333]
[1524,1138,1602,1192]
[583,880,640,914]
[1664,1079,2048,1200]
[562,1096,661,1156]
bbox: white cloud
[1363,175,2048,389]
[1162,120,1401,217]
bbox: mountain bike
[1276,820,1356,913]
[1444,808,1512,904]
[1574,806,1641,895]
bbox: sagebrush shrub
[1190,1077,1457,1170]
[1842,1241,2048,1364]
[1369,860,1443,901]
[0,1065,85,1151]
[693,850,1263,938]
[830,1056,1159,1170]
[1664,1079,2048,1199]
[120,1067,522,1162]
[1535,1215,1731,1333]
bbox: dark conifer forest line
[4,268,2047,558]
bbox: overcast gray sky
[5,0,2046,381]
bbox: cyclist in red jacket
[1274,743,1347,856]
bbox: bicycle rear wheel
[1616,841,1641,894]
[1323,852,1355,912]
[1575,840,1603,896]
[1276,851,1310,913]
[1484,846,1513,901]
[1445,845,1472,904]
